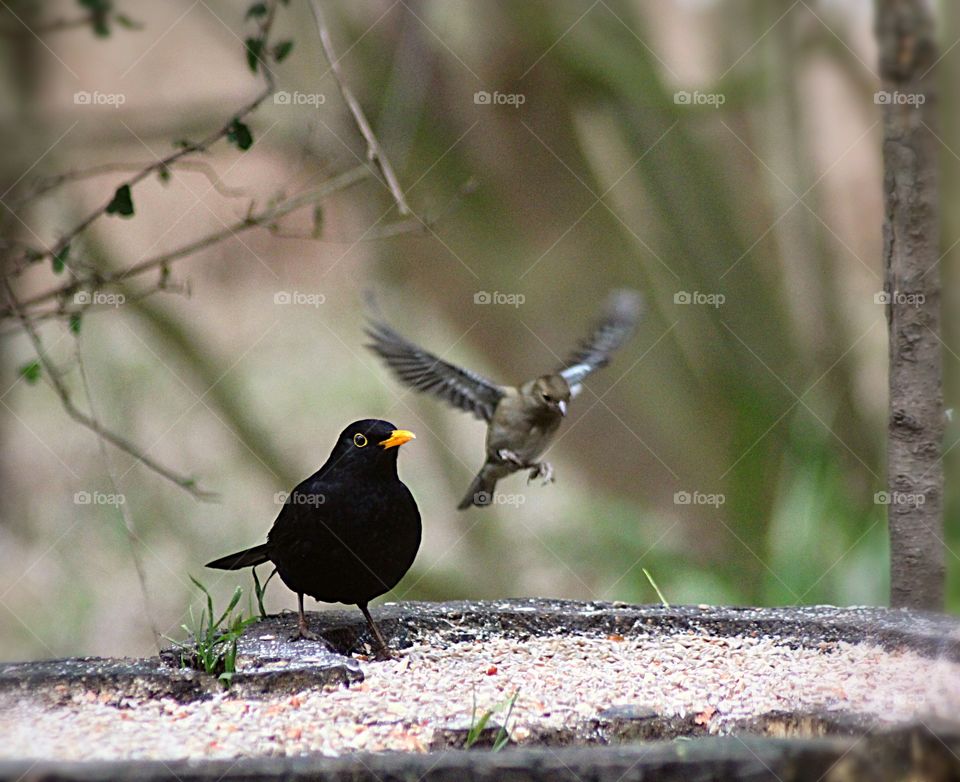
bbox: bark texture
[876,0,944,609]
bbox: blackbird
[205,419,419,658]
[366,289,643,509]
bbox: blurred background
[1,0,958,661]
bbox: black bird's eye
[543,394,553,402]
[353,433,368,447]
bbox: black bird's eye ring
[353,433,368,448]
[543,394,553,403]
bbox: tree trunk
[875,0,944,609]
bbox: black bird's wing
[366,318,505,422]
[556,289,644,395]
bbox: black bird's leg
[290,593,320,641]
[358,602,393,661]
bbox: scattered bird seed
[0,632,956,761]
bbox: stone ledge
[1,600,958,702]
[1,724,958,782]
[1,600,958,779]
[228,599,960,662]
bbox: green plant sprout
[252,565,278,619]
[643,567,671,608]
[465,688,521,751]
[169,576,258,687]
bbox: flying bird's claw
[498,448,525,467]
[528,461,555,485]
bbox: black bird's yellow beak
[379,429,416,449]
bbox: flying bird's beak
[557,400,567,417]
[379,429,416,449]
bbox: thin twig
[2,165,371,320]
[16,159,250,206]
[308,0,411,216]
[7,0,282,274]
[2,278,218,501]
[0,13,95,38]
[75,339,161,651]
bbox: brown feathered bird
[366,289,643,509]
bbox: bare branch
[16,159,250,206]
[75,341,160,651]
[2,278,219,501]
[6,0,282,276]
[2,164,371,320]
[308,0,412,216]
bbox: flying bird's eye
[353,433,368,448]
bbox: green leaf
[52,244,70,274]
[246,2,268,19]
[105,184,134,217]
[273,40,294,62]
[227,120,253,151]
[245,37,264,72]
[157,164,171,184]
[18,360,41,384]
[78,0,111,11]
[113,14,142,30]
[79,0,112,36]
[493,690,519,752]
[69,313,82,335]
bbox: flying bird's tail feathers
[205,543,271,570]
[457,464,503,510]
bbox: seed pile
[1,632,956,761]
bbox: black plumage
[206,419,420,658]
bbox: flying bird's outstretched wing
[366,318,505,422]
[557,289,644,395]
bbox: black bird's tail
[457,463,506,510]
[205,543,271,570]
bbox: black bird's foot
[289,615,321,642]
[497,448,525,467]
[289,627,321,642]
[527,461,555,485]
[357,602,395,662]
